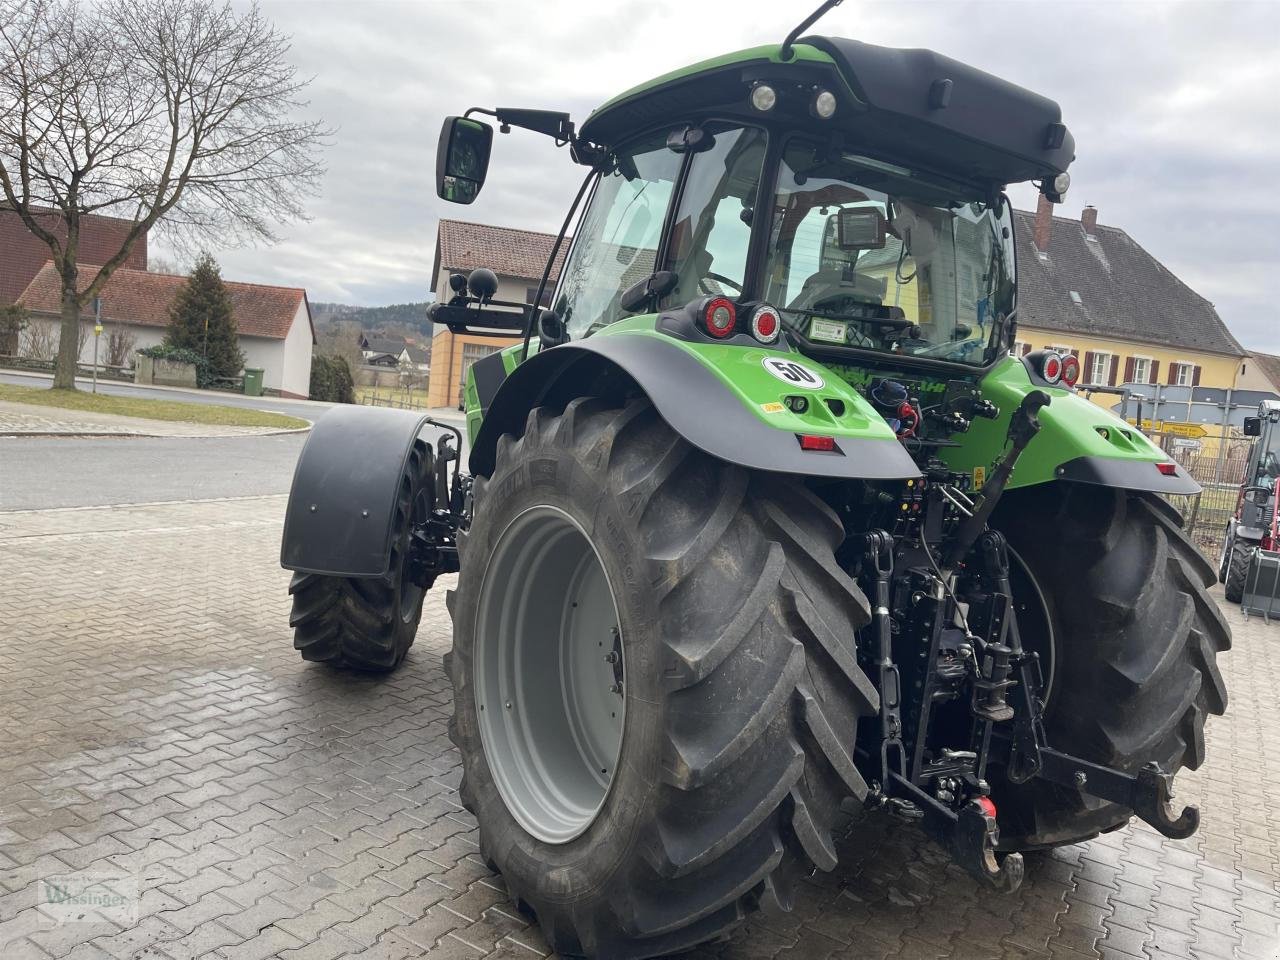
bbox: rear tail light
[1040,351,1063,384]
[750,304,781,344]
[703,297,736,338]
[1156,462,1178,476]
[1060,354,1080,387]
[798,435,836,452]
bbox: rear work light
[750,304,781,344]
[1156,462,1178,476]
[703,297,736,338]
[1060,354,1080,387]
[798,434,836,452]
[1040,351,1063,384]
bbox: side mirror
[1244,417,1262,437]
[538,309,568,349]
[436,116,493,204]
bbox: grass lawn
[0,383,310,429]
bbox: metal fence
[1153,424,1255,562]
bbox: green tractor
[281,5,1229,956]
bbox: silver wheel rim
[474,505,625,844]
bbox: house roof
[435,219,569,283]
[402,344,430,364]
[364,335,406,355]
[1249,352,1280,392]
[16,262,312,342]
[1013,208,1244,357]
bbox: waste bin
[243,368,264,397]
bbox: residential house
[425,220,567,408]
[1235,352,1280,396]
[17,262,315,398]
[362,334,406,362]
[1,207,148,307]
[399,342,430,373]
[1012,198,1245,408]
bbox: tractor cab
[432,34,1072,405]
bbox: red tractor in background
[1220,399,1280,603]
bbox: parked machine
[1220,398,1280,603]
[280,6,1230,956]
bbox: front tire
[288,441,432,672]
[446,398,877,959]
[1221,534,1251,603]
[990,483,1230,850]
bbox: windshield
[763,138,1016,366]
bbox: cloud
[162,0,1280,351]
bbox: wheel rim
[474,505,625,844]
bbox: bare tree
[105,325,137,367]
[0,0,326,389]
[20,318,57,360]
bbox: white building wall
[240,336,286,392]
[278,302,314,398]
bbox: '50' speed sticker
[761,357,825,389]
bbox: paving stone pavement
[0,495,1277,960]
[0,400,306,438]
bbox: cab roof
[578,38,1074,188]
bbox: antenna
[780,0,844,61]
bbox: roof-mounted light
[750,83,777,112]
[1053,172,1071,197]
[812,89,837,119]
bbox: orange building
[425,220,566,408]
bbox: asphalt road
[0,433,309,510]
[0,368,333,417]
[0,417,469,510]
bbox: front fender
[469,328,920,482]
[281,405,434,577]
[940,356,1200,495]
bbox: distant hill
[312,301,432,331]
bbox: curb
[0,425,312,440]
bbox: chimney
[1033,194,1054,253]
[1081,205,1098,238]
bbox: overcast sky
[169,0,1280,351]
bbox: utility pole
[92,297,103,394]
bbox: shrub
[309,353,354,403]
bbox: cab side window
[556,133,681,340]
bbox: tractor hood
[580,38,1073,189]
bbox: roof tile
[1014,209,1243,357]
[16,262,308,341]
[436,219,568,282]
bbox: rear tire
[1221,535,1250,603]
[288,441,432,672]
[990,483,1230,850]
[446,398,877,959]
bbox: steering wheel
[699,272,743,297]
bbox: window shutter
[1070,348,1080,358]
[1083,351,1095,383]
[1108,354,1119,386]
[1192,365,1202,386]
[1021,343,1031,357]
[1124,357,1135,383]
[1150,361,1159,384]
[1168,363,1178,385]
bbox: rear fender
[280,406,433,577]
[468,329,921,481]
[940,356,1200,496]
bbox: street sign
[1161,422,1208,439]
